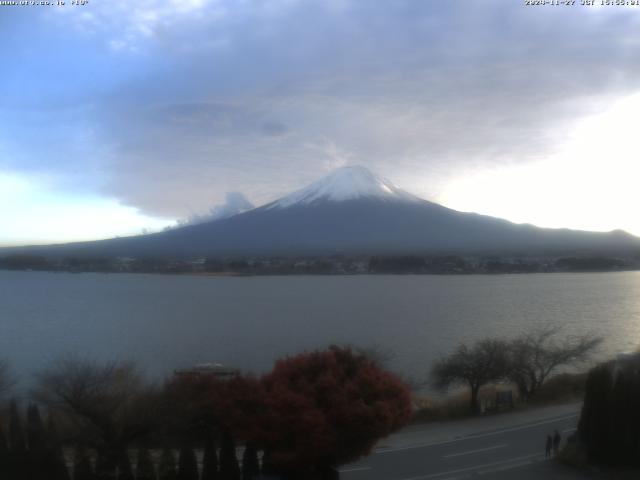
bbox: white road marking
[338,466,372,472]
[562,427,576,433]
[400,452,544,480]
[477,459,531,475]
[443,443,507,458]
[375,413,579,454]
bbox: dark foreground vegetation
[0,331,625,479]
[0,347,412,480]
[575,351,640,467]
[2,253,640,275]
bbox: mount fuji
[266,165,421,209]
[6,166,640,258]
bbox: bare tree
[431,339,510,413]
[506,327,602,401]
[32,356,159,477]
[0,360,15,398]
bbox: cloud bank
[2,1,640,242]
[175,192,255,227]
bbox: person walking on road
[545,434,553,458]
[553,430,562,456]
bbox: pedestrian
[553,429,562,456]
[545,434,553,458]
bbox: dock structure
[174,362,239,380]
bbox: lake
[1,270,639,388]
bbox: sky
[2,0,640,246]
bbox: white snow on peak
[268,165,421,209]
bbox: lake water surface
[1,270,639,387]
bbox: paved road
[339,407,581,480]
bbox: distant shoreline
[2,267,639,277]
[2,252,639,276]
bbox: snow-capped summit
[268,165,420,209]
[7,165,640,258]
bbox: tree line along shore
[2,253,639,275]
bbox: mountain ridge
[2,166,639,259]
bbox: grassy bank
[412,372,587,424]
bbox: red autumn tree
[162,374,220,439]
[208,375,266,443]
[165,374,266,439]
[163,347,412,479]
[259,345,413,477]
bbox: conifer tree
[27,404,47,453]
[260,450,276,477]
[45,414,70,480]
[27,405,49,480]
[95,450,117,480]
[0,424,10,479]
[73,446,96,480]
[578,357,640,467]
[135,447,156,480]
[117,450,135,480]
[9,399,26,453]
[0,423,8,456]
[46,449,70,480]
[218,431,240,480]
[158,448,177,480]
[201,434,218,480]
[241,444,259,480]
[8,400,27,480]
[177,445,199,480]
[0,423,7,452]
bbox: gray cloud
[175,191,255,227]
[6,1,640,219]
[261,120,289,137]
